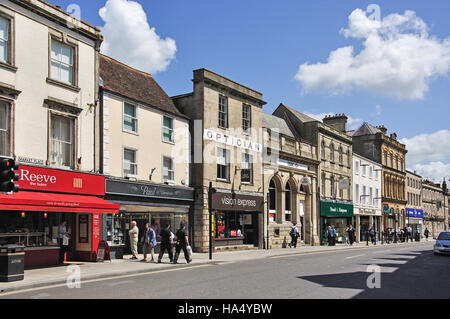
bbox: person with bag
[288,223,299,248]
[158,223,173,263]
[141,223,156,263]
[173,222,192,264]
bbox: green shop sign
[320,201,354,217]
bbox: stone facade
[406,170,424,238]
[173,69,266,252]
[262,113,320,248]
[422,181,445,237]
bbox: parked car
[433,231,450,255]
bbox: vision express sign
[212,192,264,212]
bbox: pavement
[0,239,434,295]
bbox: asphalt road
[1,242,448,299]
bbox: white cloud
[295,9,450,99]
[99,0,177,74]
[304,112,362,130]
[401,130,450,164]
[410,161,450,183]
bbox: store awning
[0,191,120,214]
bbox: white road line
[345,254,365,259]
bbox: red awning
[0,191,120,214]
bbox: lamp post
[208,181,216,260]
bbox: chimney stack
[376,125,388,135]
[322,113,348,133]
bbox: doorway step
[214,244,258,252]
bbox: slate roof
[278,103,318,123]
[99,54,188,119]
[262,113,295,138]
[352,122,382,136]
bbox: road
[1,242,448,299]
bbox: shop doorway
[360,216,370,242]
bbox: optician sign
[204,129,262,153]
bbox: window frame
[49,112,76,169]
[329,143,335,163]
[122,101,138,134]
[122,147,138,178]
[0,11,15,69]
[162,155,175,183]
[0,100,11,156]
[218,95,228,129]
[242,103,251,135]
[217,147,230,181]
[241,152,253,184]
[49,36,77,88]
[162,114,175,144]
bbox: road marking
[104,280,135,287]
[30,293,51,299]
[0,263,212,297]
[345,254,365,259]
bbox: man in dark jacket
[158,223,173,263]
[348,225,356,246]
[173,222,192,264]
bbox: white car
[434,231,450,255]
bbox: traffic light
[0,157,19,193]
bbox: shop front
[104,178,194,256]
[407,208,424,240]
[0,165,120,268]
[355,209,381,242]
[320,201,354,245]
[211,191,264,249]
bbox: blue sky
[51,0,450,182]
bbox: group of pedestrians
[128,221,192,264]
[324,225,356,246]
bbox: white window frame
[242,103,251,135]
[50,39,75,85]
[123,147,138,178]
[217,147,230,181]
[0,15,10,64]
[355,184,359,204]
[241,152,253,184]
[162,115,175,144]
[162,156,175,183]
[218,95,228,129]
[354,160,359,175]
[123,101,138,134]
[50,114,74,169]
[0,101,10,156]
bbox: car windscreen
[437,233,450,240]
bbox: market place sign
[204,129,262,153]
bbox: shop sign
[320,201,354,217]
[301,177,311,186]
[212,192,264,212]
[204,129,262,153]
[106,179,194,201]
[18,165,105,196]
[277,158,308,171]
[407,208,424,218]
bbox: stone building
[273,105,353,245]
[351,123,407,232]
[422,180,445,237]
[262,113,320,248]
[405,170,424,239]
[352,153,382,242]
[173,69,266,252]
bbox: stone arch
[268,174,283,224]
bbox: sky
[51,0,450,183]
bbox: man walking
[424,227,430,241]
[288,223,299,248]
[142,223,156,262]
[348,225,355,246]
[369,226,376,245]
[173,222,192,264]
[129,221,139,260]
[158,223,173,263]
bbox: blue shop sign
[406,208,424,218]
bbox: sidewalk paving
[0,240,432,294]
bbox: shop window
[217,147,230,181]
[123,148,137,177]
[218,95,228,128]
[106,214,127,246]
[162,115,174,143]
[241,152,253,184]
[242,103,251,134]
[0,101,10,156]
[123,102,137,133]
[285,182,291,222]
[162,156,175,183]
[50,114,74,168]
[50,39,75,85]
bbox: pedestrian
[173,222,192,264]
[128,221,139,260]
[331,226,337,246]
[424,228,430,241]
[326,226,332,246]
[158,223,173,263]
[58,220,70,264]
[141,223,156,262]
[344,226,350,246]
[348,225,355,246]
[407,226,412,242]
[288,223,299,248]
[369,226,376,245]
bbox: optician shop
[0,165,120,268]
